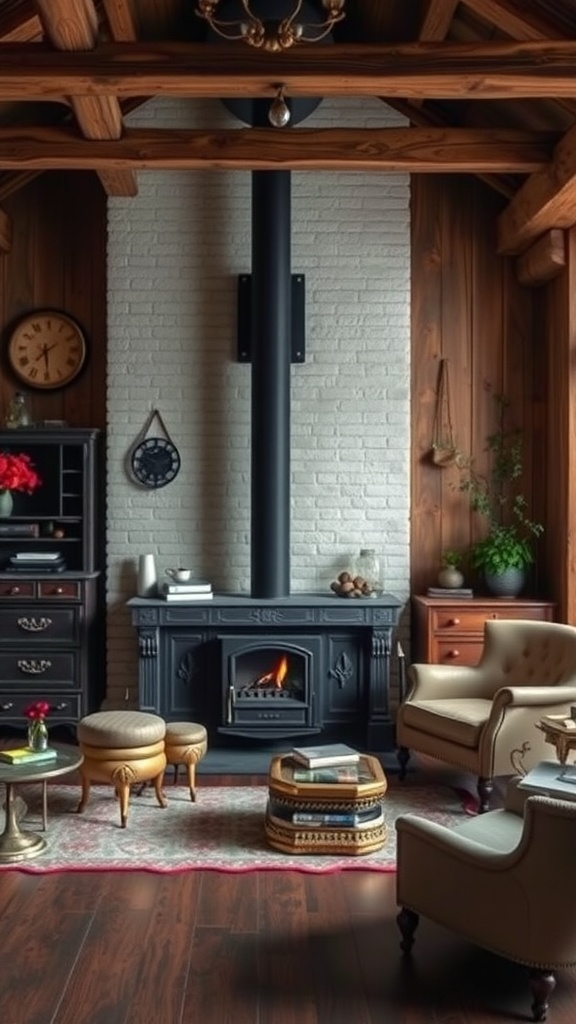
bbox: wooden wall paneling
[0,172,106,430]
[542,230,576,623]
[438,175,474,564]
[410,176,445,597]
[469,180,506,564]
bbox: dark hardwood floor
[1,769,576,1023]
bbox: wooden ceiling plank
[101,0,137,42]
[36,0,137,197]
[461,0,563,40]
[0,0,42,43]
[0,125,554,172]
[516,229,565,286]
[0,207,12,252]
[4,41,576,100]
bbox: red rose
[0,452,41,494]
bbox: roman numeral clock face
[7,310,87,390]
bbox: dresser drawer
[0,652,78,686]
[0,580,35,599]
[429,604,553,635]
[434,640,485,667]
[0,692,81,721]
[38,580,81,599]
[0,607,79,644]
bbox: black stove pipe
[250,170,291,598]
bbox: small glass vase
[0,489,14,518]
[27,718,49,751]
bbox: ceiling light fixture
[196,0,346,53]
[268,85,291,127]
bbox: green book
[0,746,58,765]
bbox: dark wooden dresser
[411,595,555,667]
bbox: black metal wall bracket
[236,273,306,363]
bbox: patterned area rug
[1,780,476,874]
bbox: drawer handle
[0,702,13,711]
[17,616,53,632]
[48,586,65,595]
[447,649,460,659]
[17,659,52,675]
[447,618,461,626]
[54,702,68,710]
[9,586,22,595]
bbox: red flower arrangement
[24,700,51,722]
[0,451,41,493]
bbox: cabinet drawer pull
[54,702,68,710]
[0,702,13,710]
[17,616,53,632]
[447,617,461,626]
[17,659,52,675]
[447,649,460,659]
[10,586,22,595]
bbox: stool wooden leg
[77,775,91,815]
[152,772,168,810]
[117,782,130,828]
[186,763,197,802]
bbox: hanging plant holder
[128,409,181,489]
[430,358,458,468]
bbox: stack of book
[9,552,66,573]
[290,742,361,769]
[0,746,58,765]
[427,586,474,599]
[159,579,213,602]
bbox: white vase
[137,554,157,598]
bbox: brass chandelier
[195,0,346,53]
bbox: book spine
[0,523,39,536]
[292,812,358,826]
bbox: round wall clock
[130,436,181,489]
[7,309,87,390]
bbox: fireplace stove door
[220,635,322,739]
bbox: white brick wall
[106,97,411,708]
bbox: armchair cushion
[400,698,492,748]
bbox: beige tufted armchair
[396,619,576,811]
[395,777,576,1021]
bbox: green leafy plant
[455,395,543,574]
[441,549,463,569]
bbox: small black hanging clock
[128,410,181,490]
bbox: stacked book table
[265,753,387,856]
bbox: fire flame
[255,655,288,689]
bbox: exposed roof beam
[101,0,136,42]
[460,0,563,39]
[386,98,516,197]
[419,1,460,41]
[3,41,576,100]
[0,126,554,172]
[0,2,42,42]
[498,123,576,253]
[36,0,137,197]
[516,229,565,286]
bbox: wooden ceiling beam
[35,0,137,197]
[101,0,136,42]
[3,41,576,100]
[498,124,576,253]
[515,229,565,286]
[0,125,554,172]
[419,1,460,41]
[460,0,563,39]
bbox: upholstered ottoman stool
[77,710,168,827]
[164,721,208,801]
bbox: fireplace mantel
[128,592,403,753]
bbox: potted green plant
[438,549,465,589]
[456,395,544,597]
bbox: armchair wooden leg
[477,776,493,813]
[396,907,420,954]
[397,746,411,780]
[529,967,555,1021]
